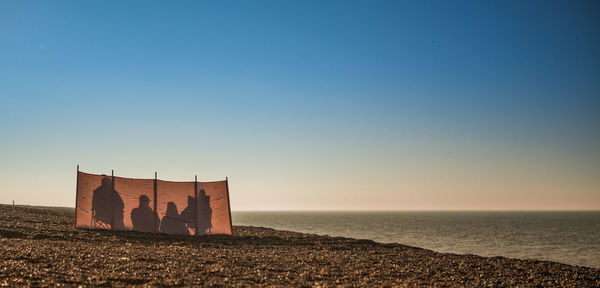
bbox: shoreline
[1,205,598,287]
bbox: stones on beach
[0,205,599,287]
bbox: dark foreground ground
[0,205,598,287]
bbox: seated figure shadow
[131,195,159,233]
[180,190,212,235]
[197,189,212,235]
[160,202,189,235]
[180,196,197,234]
[91,177,125,230]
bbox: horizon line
[3,204,598,212]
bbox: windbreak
[75,171,232,236]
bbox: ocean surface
[232,211,600,268]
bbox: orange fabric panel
[156,180,195,235]
[114,176,155,232]
[76,172,125,230]
[76,172,107,229]
[197,181,232,235]
[75,171,232,236]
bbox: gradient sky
[1,0,599,210]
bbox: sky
[1,0,599,210]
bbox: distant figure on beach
[91,177,124,230]
[180,196,197,233]
[197,189,212,235]
[131,195,159,233]
[160,202,189,235]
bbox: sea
[232,211,600,268]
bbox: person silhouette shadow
[160,202,189,235]
[91,177,125,230]
[131,195,159,233]
[180,196,197,234]
[197,189,212,235]
[180,190,212,235]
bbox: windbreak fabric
[115,176,155,232]
[75,171,232,236]
[156,180,194,235]
[198,181,230,235]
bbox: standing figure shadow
[160,202,189,235]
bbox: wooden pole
[194,175,198,236]
[154,172,158,233]
[111,170,114,230]
[74,165,79,228]
[225,177,233,235]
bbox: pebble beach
[0,205,598,287]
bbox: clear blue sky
[1,0,599,210]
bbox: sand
[0,205,598,287]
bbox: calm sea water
[232,211,600,268]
